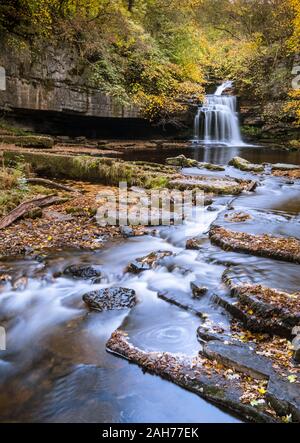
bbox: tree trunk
[0,195,68,230]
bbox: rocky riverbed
[0,142,299,423]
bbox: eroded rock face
[63,265,102,282]
[228,156,264,173]
[83,287,137,311]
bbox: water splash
[194,81,244,146]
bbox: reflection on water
[122,144,300,166]
[1,143,299,423]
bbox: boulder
[63,264,102,282]
[228,156,264,173]
[166,154,198,167]
[83,287,136,311]
[127,251,172,274]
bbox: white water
[194,81,244,146]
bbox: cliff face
[0,43,140,120]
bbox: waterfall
[194,81,244,146]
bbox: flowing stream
[0,146,300,422]
[194,81,244,146]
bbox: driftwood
[0,195,68,230]
[26,178,81,194]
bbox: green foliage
[0,0,299,127]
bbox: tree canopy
[0,0,299,125]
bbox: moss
[228,157,264,173]
[288,140,300,150]
[0,135,54,149]
[146,176,170,189]
[0,120,33,136]
[241,126,263,137]
[3,151,176,190]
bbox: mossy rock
[228,156,264,173]
[0,135,54,149]
[3,151,173,189]
[166,155,198,168]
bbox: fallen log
[0,195,68,229]
[26,178,82,194]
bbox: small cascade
[194,81,244,146]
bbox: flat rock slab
[266,376,300,422]
[158,291,205,317]
[83,287,136,311]
[169,176,253,195]
[222,272,300,337]
[106,330,277,423]
[63,264,102,282]
[197,325,233,345]
[212,292,293,338]
[210,226,300,264]
[272,163,300,171]
[202,341,274,380]
[228,156,264,173]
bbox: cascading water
[194,81,244,146]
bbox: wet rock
[63,264,102,282]
[158,291,204,317]
[190,281,208,298]
[266,376,300,422]
[106,330,278,423]
[166,154,198,167]
[12,276,28,291]
[292,327,300,363]
[209,226,300,264]
[83,287,136,311]
[169,176,248,195]
[127,251,172,274]
[202,341,274,380]
[223,272,300,331]
[197,325,231,344]
[197,162,225,171]
[272,163,300,171]
[186,237,206,250]
[120,226,146,238]
[206,205,219,212]
[228,157,264,173]
[212,291,294,339]
[224,211,252,223]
